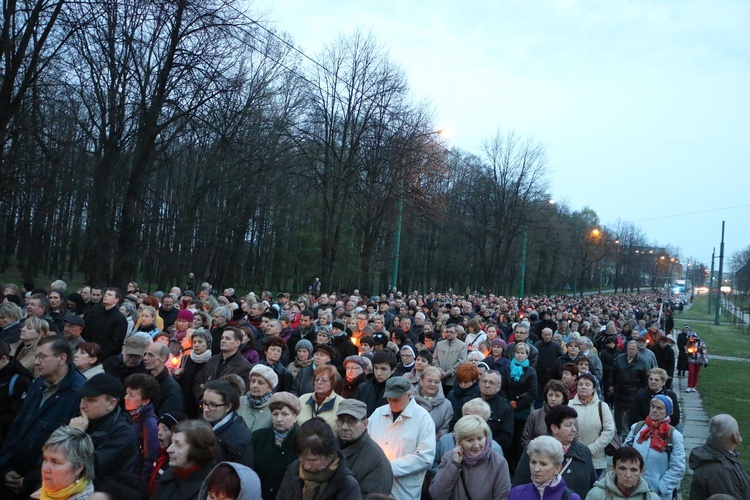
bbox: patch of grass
[678,295,717,323]
[698,359,750,468]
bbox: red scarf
[636,416,671,452]
[173,463,202,480]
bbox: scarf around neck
[40,478,89,500]
[462,436,492,467]
[509,358,529,381]
[637,416,671,452]
[300,454,340,500]
[190,349,212,363]
[247,391,273,408]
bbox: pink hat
[177,309,194,322]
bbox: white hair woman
[32,426,95,499]
[430,414,511,500]
[509,436,582,500]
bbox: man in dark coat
[103,336,148,385]
[143,342,184,417]
[354,350,395,416]
[0,302,23,345]
[453,370,513,456]
[69,373,137,482]
[0,337,85,494]
[689,413,750,500]
[287,310,316,353]
[335,399,393,496]
[194,327,251,402]
[610,340,649,437]
[83,287,128,360]
[534,327,563,407]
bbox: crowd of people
[0,278,747,500]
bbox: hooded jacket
[198,462,261,500]
[587,470,660,499]
[689,441,750,500]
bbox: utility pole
[708,247,715,314]
[715,221,725,325]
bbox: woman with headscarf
[623,395,685,500]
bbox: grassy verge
[674,296,750,359]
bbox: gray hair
[191,328,213,350]
[43,426,95,480]
[708,414,739,442]
[516,322,530,334]
[0,302,23,321]
[468,351,485,361]
[214,306,231,321]
[318,310,333,320]
[461,398,491,421]
[120,302,139,322]
[527,435,565,465]
[140,305,157,322]
[50,279,67,292]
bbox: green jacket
[251,425,298,499]
[585,470,660,500]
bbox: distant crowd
[0,277,747,500]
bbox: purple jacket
[509,478,581,500]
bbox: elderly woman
[251,392,302,499]
[447,363,481,417]
[237,364,278,433]
[120,301,139,338]
[335,355,368,398]
[510,436,582,500]
[276,417,360,499]
[630,368,681,429]
[298,365,344,429]
[412,366,453,439]
[175,328,212,418]
[394,344,417,376]
[570,373,616,475]
[152,420,220,500]
[513,405,597,498]
[523,379,570,448]
[586,446,660,499]
[31,426,95,500]
[430,415,511,500]
[191,310,211,331]
[202,375,254,468]
[506,341,538,466]
[74,342,105,380]
[623,395,685,500]
[15,316,51,376]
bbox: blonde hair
[454,414,491,442]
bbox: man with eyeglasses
[0,337,85,495]
[505,323,539,369]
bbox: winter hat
[652,394,673,415]
[177,309,194,322]
[250,364,278,390]
[296,339,314,354]
[491,338,507,350]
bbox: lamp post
[715,221,725,325]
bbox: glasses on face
[204,402,228,411]
[35,353,61,361]
[313,378,330,384]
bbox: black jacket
[335,372,367,399]
[83,305,128,360]
[103,355,147,386]
[446,382,480,419]
[534,339,564,385]
[263,360,294,393]
[689,441,750,500]
[0,322,21,345]
[469,393,514,455]
[176,356,208,418]
[158,307,179,331]
[214,412,254,468]
[276,450,362,500]
[354,378,388,417]
[87,405,137,481]
[154,369,184,417]
[611,353,649,404]
[288,325,316,353]
[194,352,252,401]
[0,357,32,442]
[152,460,216,500]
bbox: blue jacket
[0,365,86,491]
[625,423,686,500]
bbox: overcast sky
[253,0,749,271]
